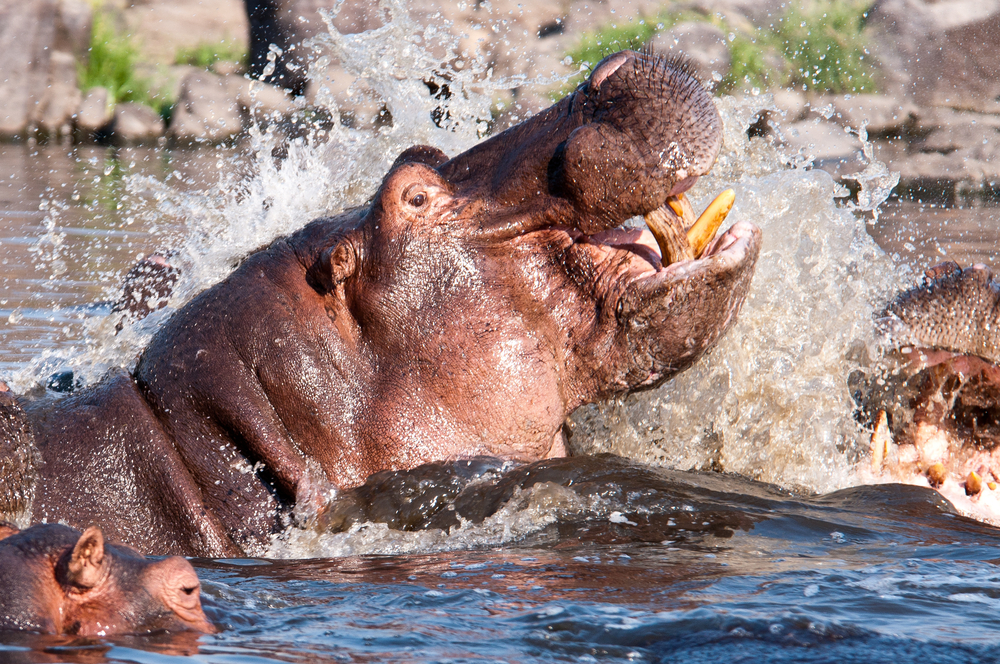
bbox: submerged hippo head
[16,51,760,557]
[864,262,1000,520]
[0,524,214,635]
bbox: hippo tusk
[644,205,694,265]
[966,470,983,496]
[687,189,736,258]
[645,190,737,266]
[870,409,891,473]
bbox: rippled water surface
[4,463,1000,663]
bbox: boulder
[649,21,731,89]
[829,94,922,136]
[0,0,57,140]
[53,0,92,60]
[75,86,114,137]
[111,103,165,146]
[34,50,81,138]
[168,70,245,143]
[770,89,808,122]
[0,0,93,141]
[227,76,296,121]
[782,118,864,177]
[869,0,1000,112]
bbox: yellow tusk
[687,189,735,258]
[644,205,693,266]
[666,193,697,228]
[927,462,946,488]
[966,470,983,496]
[870,410,890,473]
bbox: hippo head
[0,524,215,635]
[864,262,1000,519]
[282,50,760,479]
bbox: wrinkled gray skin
[1,51,761,557]
[861,262,1000,509]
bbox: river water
[3,3,1000,661]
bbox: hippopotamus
[861,261,1000,521]
[0,523,214,635]
[0,50,761,557]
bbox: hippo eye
[408,191,427,208]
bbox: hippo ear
[67,526,106,589]
[311,238,358,292]
[0,521,18,540]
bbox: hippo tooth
[644,205,694,265]
[667,192,697,228]
[687,189,736,258]
[927,462,947,488]
[870,409,891,473]
[966,470,983,496]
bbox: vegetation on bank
[564,0,877,96]
[78,9,171,116]
[174,40,247,70]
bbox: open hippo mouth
[567,188,755,283]
[864,262,1000,523]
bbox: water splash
[11,0,561,390]
[570,95,906,495]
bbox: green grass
[562,1,877,96]
[773,1,876,94]
[566,19,660,70]
[175,40,247,69]
[78,10,171,115]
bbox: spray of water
[570,95,905,495]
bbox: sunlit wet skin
[865,261,1000,523]
[1,50,762,558]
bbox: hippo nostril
[590,51,630,90]
[182,586,196,595]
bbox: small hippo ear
[0,521,18,540]
[67,526,106,589]
[313,239,358,292]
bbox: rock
[0,0,94,141]
[169,70,245,143]
[211,60,247,77]
[771,89,808,122]
[868,0,1000,112]
[75,86,114,137]
[54,0,92,60]
[227,76,296,121]
[782,118,864,177]
[34,50,81,138]
[914,107,1000,161]
[122,0,248,67]
[830,94,921,136]
[649,21,731,90]
[0,0,58,140]
[111,103,165,146]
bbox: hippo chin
[0,50,761,557]
[861,261,1000,522]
